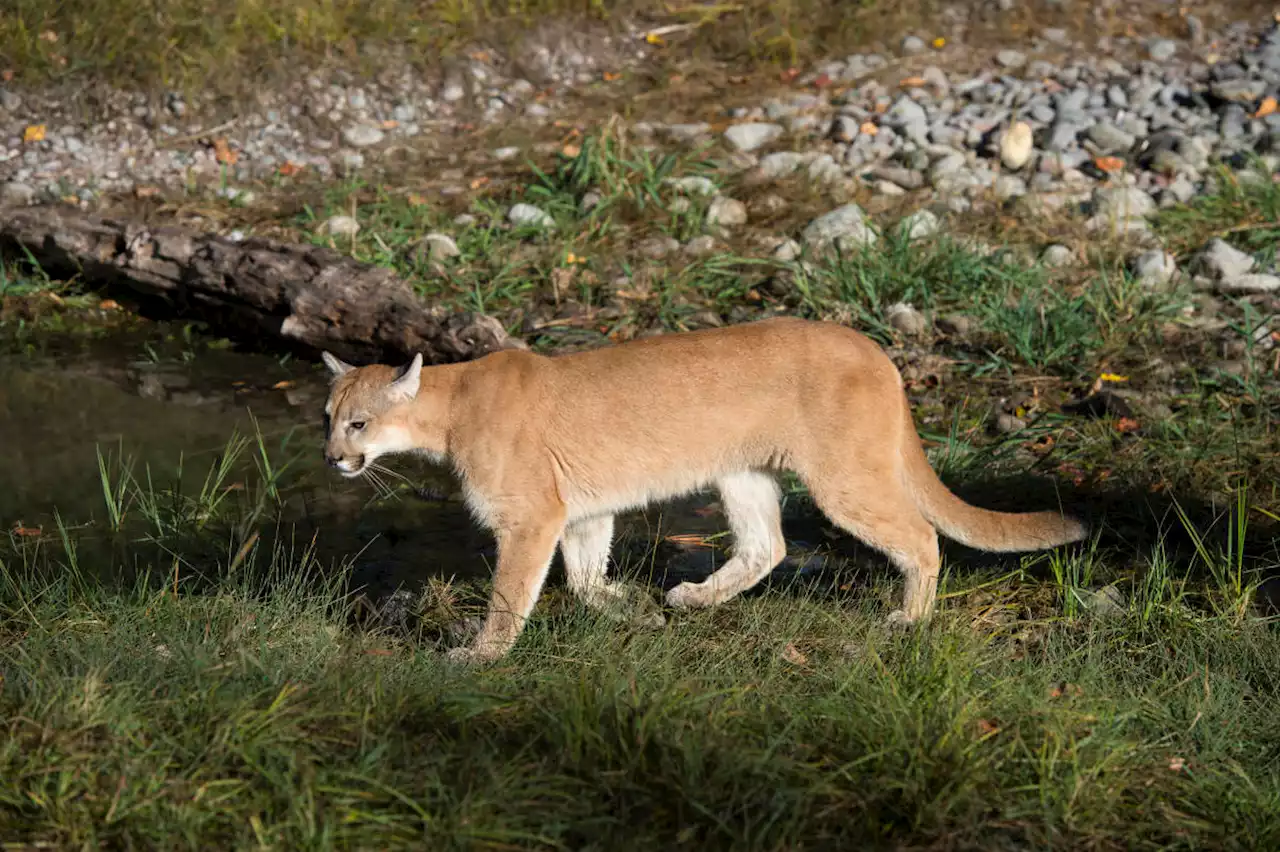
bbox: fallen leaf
[602,71,622,82]
[1256,96,1278,118]
[23,124,46,143]
[1115,416,1141,434]
[1,70,13,83]
[38,30,58,43]
[1169,756,1187,772]
[859,121,879,136]
[363,649,395,657]
[900,75,928,88]
[407,193,428,206]
[1099,372,1129,382]
[212,137,237,165]
[98,299,121,311]
[932,37,946,49]
[272,380,295,390]
[1094,155,1125,173]
[11,523,42,537]
[976,719,1000,736]
[562,143,581,158]
[813,73,833,89]
[134,185,161,199]
[468,50,492,63]
[277,161,303,177]
[380,119,399,130]
[874,101,889,114]
[780,67,800,83]
[468,176,489,190]
[780,643,808,666]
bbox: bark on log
[0,205,526,365]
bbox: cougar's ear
[321,351,355,379]
[387,352,423,401]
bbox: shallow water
[0,319,823,603]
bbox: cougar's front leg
[448,511,565,665]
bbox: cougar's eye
[349,420,366,432]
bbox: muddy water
[0,321,814,601]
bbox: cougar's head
[320,351,423,477]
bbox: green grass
[4,405,1280,847]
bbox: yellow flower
[1099,373,1129,383]
[932,37,946,49]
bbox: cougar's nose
[325,451,341,468]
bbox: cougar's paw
[665,581,712,610]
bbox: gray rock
[901,36,927,55]
[0,89,22,112]
[492,146,521,161]
[321,215,360,237]
[1,181,36,206]
[995,413,1027,434]
[441,77,467,102]
[724,123,784,152]
[1193,238,1254,280]
[1087,121,1136,153]
[507,203,555,230]
[666,123,711,143]
[684,235,719,257]
[1047,121,1082,151]
[1093,186,1157,219]
[887,302,928,336]
[637,236,680,259]
[872,166,925,190]
[807,154,844,185]
[1211,79,1265,102]
[417,233,461,261]
[342,124,385,148]
[1211,274,1280,295]
[1084,584,1126,618]
[1147,39,1178,62]
[757,151,807,179]
[802,203,878,251]
[994,175,1027,200]
[706,196,748,227]
[996,49,1027,69]
[666,176,718,196]
[1130,250,1178,289]
[901,209,940,240]
[937,314,973,336]
[1041,244,1075,267]
[772,239,802,261]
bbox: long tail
[900,400,1088,552]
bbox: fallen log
[0,205,525,364]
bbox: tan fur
[321,317,1087,664]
